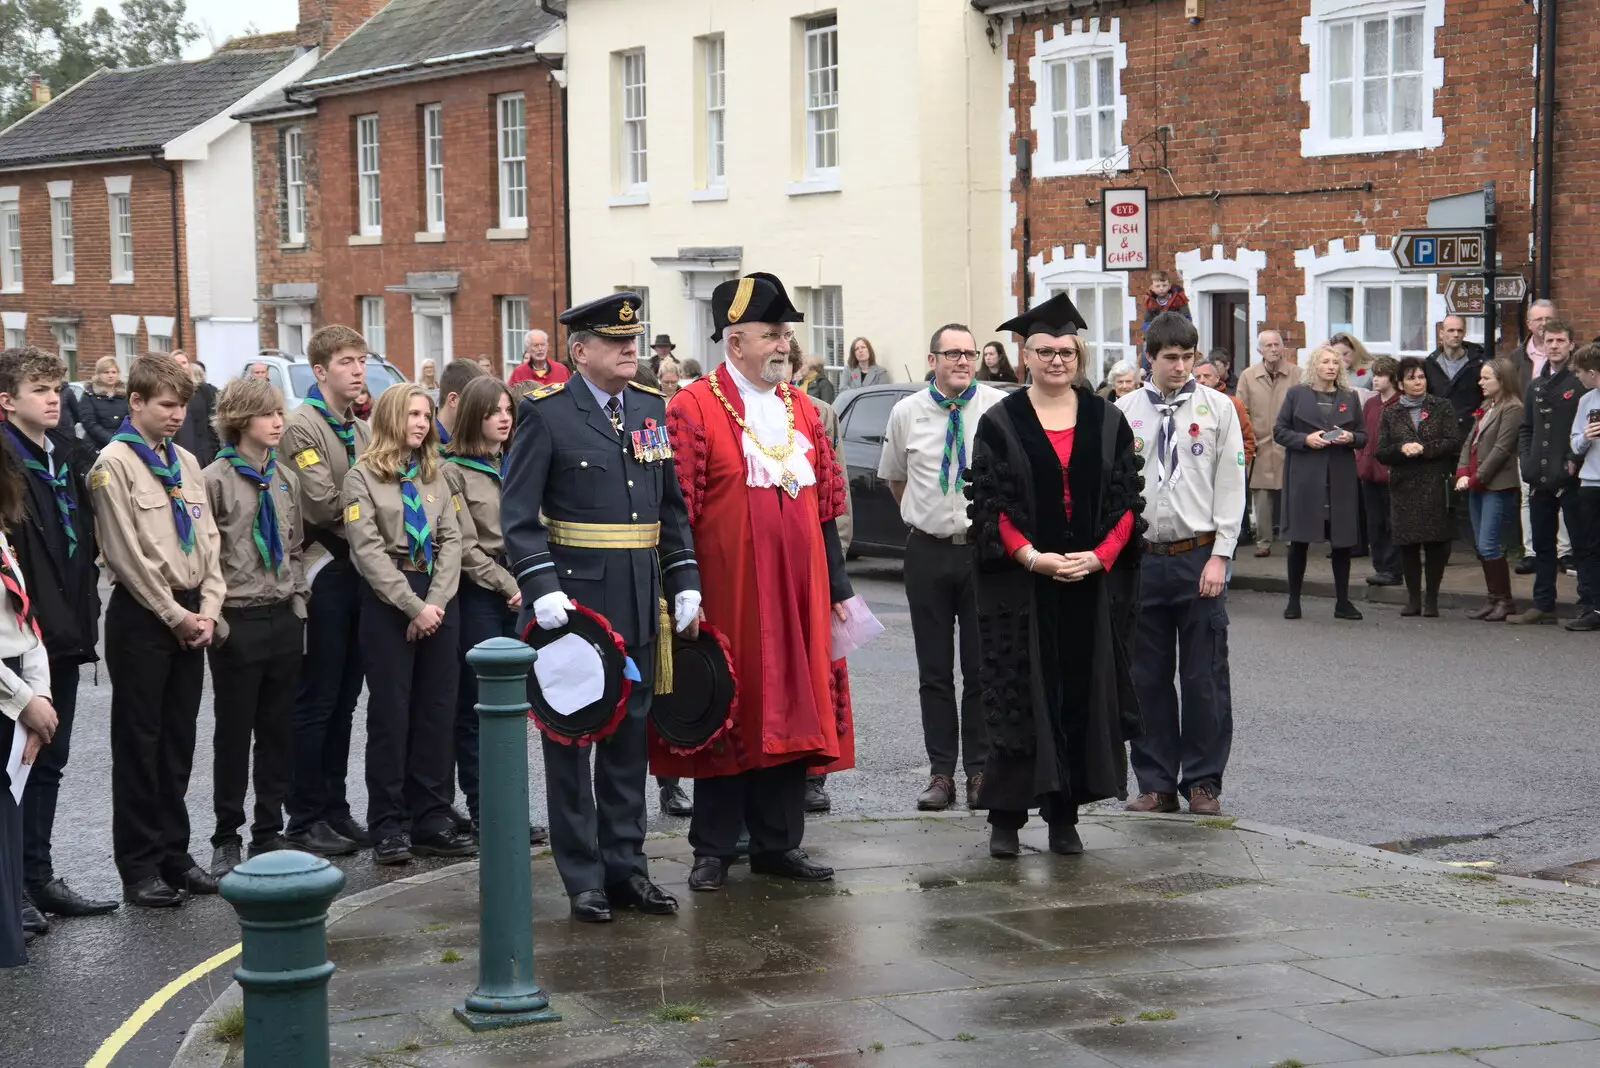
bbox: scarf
[444,453,501,483]
[435,419,451,447]
[1146,380,1197,488]
[111,417,193,554]
[304,384,357,463]
[4,424,76,558]
[930,382,978,494]
[400,453,433,573]
[1399,391,1427,430]
[217,445,284,573]
[0,542,40,641]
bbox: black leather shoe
[688,857,727,892]
[803,776,831,813]
[1564,611,1600,632]
[1283,601,1301,620]
[606,873,678,914]
[327,815,372,848]
[210,842,242,879]
[249,835,292,857]
[1334,601,1364,621]
[449,804,474,832]
[410,829,479,858]
[165,866,220,896]
[1048,824,1085,855]
[659,783,694,817]
[989,825,1020,859]
[570,889,613,922]
[124,877,183,908]
[530,824,549,846]
[286,821,360,857]
[29,878,119,917]
[750,848,833,881]
[373,834,414,865]
[1516,556,1538,575]
[20,897,48,935]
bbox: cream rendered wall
[566,0,1001,385]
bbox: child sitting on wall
[1142,269,1191,326]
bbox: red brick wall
[253,62,568,378]
[1547,0,1600,313]
[0,158,186,378]
[1006,1,1544,359]
[297,0,389,51]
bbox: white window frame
[1300,0,1444,158]
[411,295,453,370]
[0,187,20,293]
[114,331,138,365]
[806,286,845,375]
[803,14,839,180]
[274,305,309,357]
[495,94,527,229]
[422,106,444,234]
[360,296,386,357]
[356,114,382,236]
[48,180,73,284]
[51,322,78,374]
[284,126,307,244]
[106,175,133,283]
[500,296,529,377]
[1028,18,1128,179]
[3,328,24,348]
[704,35,726,188]
[2,311,26,349]
[1321,275,1433,358]
[1294,235,1446,360]
[1031,244,1136,387]
[619,50,648,194]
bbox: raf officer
[501,293,701,923]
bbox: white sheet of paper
[532,633,604,716]
[6,723,30,805]
[830,595,885,661]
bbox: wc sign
[1101,188,1149,271]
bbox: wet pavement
[169,814,1600,1068]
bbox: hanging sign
[1101,188,1149,272]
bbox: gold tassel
[655,596,673,694]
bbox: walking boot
[1400,553,1423,616]
[1469,558,1496,619]
[1484,558,1515,622]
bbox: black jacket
[175,381,219,467]
[1423,344,1485,440]
[79,388,129,450]
[58,385,84,439]
[2,426,101,665]
[1520,364,1583,492]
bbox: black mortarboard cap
[559,292,646,338]
[995,291,1089,339]
[710,272,805,342]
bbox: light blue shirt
[1570,388,1600,487]
[579,374,623,419]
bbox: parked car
[834,381,1020,557]
[238,351,405,408]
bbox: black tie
[605,396,623,435]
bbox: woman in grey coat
[1274,344,1367,620]
[841,336,889,391]
[1377,357,1462,618]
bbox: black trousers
[1362,481,1400,577]
[1529,486,1594,612]
[360,576,460,844]
[688,759,809,861]
[904,531,987,777]
[1574,488,1600,610]
[20,658,79,889]
[2,712,25,968]
[287,557,364,834]
[454,581,514,822]
[107,585,204,886]
[543,640,653,896]
[208,602,303,848]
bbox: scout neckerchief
[0,541,41,640]
[217,444,284,573]
[435,419,451,447]
[930,382,978,494]
[400,453,433,573]
[3,423,76,558]
[111,416,194,554]
[1146,379,1198,489]
[444,452,501,483]
[304,384,357,463]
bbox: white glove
[533,592,573,631]
[674,590,702,633]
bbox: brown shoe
[917,774,955,811]
[965,773,985,810]
[1125,791,1179,813]
[1508,607,1556,625]
[1187,785,1222,815]
[1253,544,1271,558]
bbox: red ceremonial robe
[652,368,855,778]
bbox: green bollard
[453,635,562,1031]
[219,850,346,1067]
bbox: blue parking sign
[1415,238,1436,265]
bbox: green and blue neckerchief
[400,453,433,573]
[3,424,76,557]
[112,417,193,554]
[443,452,501,484]
[304,384,357,463]
[929,382,978,494]
[217,445,284,573]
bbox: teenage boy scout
[89,352,226,908]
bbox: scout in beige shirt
[87,353,225,907]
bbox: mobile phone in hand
[1587,409,1600,426]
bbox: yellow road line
[84,943,241,1068]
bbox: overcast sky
[178,0,300,58]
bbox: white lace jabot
[720,362,817,492]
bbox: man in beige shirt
[203,377,309,878]
[88,353,225,908]
[1235,329,1299,556]
[282,325,374,857]
[877,323,1006,812]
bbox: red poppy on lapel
[1188,422,1200,437]
[1564,391,1575,400]
[1420,410,1431,420]
[1472,408,1484,418]
[644,417,658,430]
[1338,402,1348,412]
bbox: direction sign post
[1392,229,1486,272]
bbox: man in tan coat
[1235,329,1298,557]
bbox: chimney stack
[28,74,51,105]
[297,0,390,52]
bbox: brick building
[240,0,568,379]
[0,48,312,378]
[979,0,1597,383]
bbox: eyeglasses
[1027,346,1080,364]
[739,330,797,344]
[933,349,979,363]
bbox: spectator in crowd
[56,379,84,441]
[433,358,486,448]
[1141,269,1190,327]
[352,387,373,421]
[1100,359,1140,400]
[1204,350,1237,394]
[507,329,568,389]
[678,357,702,385]
[656,355,683,398]
[1510,301,1567,575]
[416,359,439,401]
[80,356,128,450]
[170,351,219,468]
[1328,332,1375,393]
[1454,358,1524,622]
[976,341,1018,384]
[1565,342,1600,631]
[475,354,496,378]
[650,334,677,367]
[1513,320,1589,624]
[1195,356,1255,467]
[1357,356,1403,587]
[1377,357,1462,618]
[792,348,836,403]
[1275,344,1367,621]
[1425,315,1486,443]
[247,362,271,381]
[843,337,890,391]
[1236,329,1297,557]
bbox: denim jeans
[1469,489,1518,560]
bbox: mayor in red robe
[656,272,854,891]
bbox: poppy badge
[1338,403,1348,412]
[1565,391,1575,400]
[1420,411,1430,420]
[1188,422,1201,437]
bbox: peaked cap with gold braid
[709,271,806,342]
[559,290,647,338]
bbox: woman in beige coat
[1453,358,1524,621]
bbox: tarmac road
[5,562,1600,1067]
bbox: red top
[998,426,1135,572]
[1357,393,1398,484]
[509,359,571,387]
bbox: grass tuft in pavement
[1271,1060,1308,1068]
[209,1004,244,1044]
[417,922,449,933]
[1447,871,1497,882]
[1194,816,1239,829]
[1136,1009,1177,1021]
[1497,897,1534,906]
[437,949,463,964]
[955,1032,976,1041]
[695,1058,718,1067]
[653,1002,706,1023]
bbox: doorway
[1209,291,1249,368]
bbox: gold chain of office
[707,370,804,498]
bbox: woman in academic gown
[968,293,1145,859]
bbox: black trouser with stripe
[454,580,515,822]
[208,601,303,848]
[360,574,459,844]
[287,556,364,834]
[20,658,79,889]
[689,759,810,862]
[107,585,204,886]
